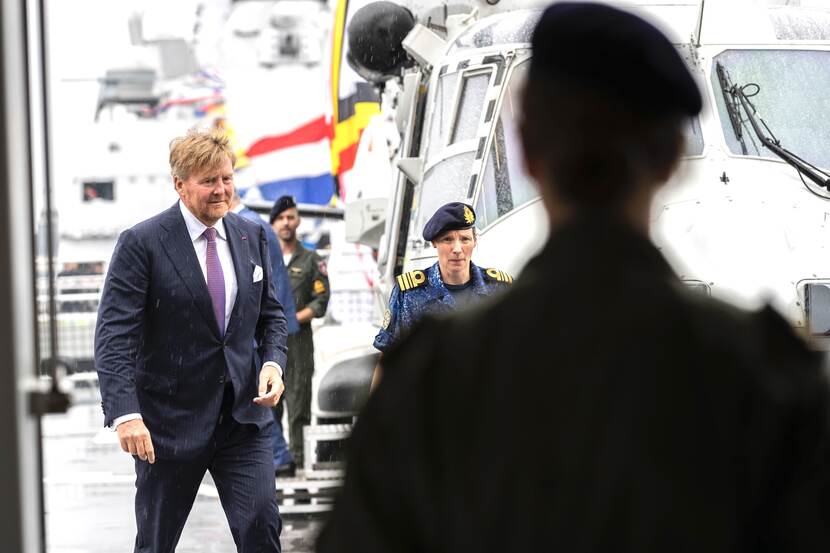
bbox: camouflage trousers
[274,327,314,466]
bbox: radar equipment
[345,1,416,84]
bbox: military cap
[422,202,476,242]
[530,2,702,116]
[269,195,297,224]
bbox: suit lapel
[224,214,250,338]
[158,204,221,339]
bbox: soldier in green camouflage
[269,196,330,472]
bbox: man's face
[433,228,476,279]
[174,157,234,227]
[272,207,300,242]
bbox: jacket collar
[523,212,677,283]
[158,203,250,340]
[286,241,308,266]
[427,261,490,306]
[469,262,491,296]
[222,212,250,338]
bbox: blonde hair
[169,128,237,180]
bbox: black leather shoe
[274,461,296,478]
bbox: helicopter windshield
[475,61,537,229]
[417,51,706,237]
[417,152,477,237]
[711,49,830,169]
[474,60,704,229]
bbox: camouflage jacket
[286,243,330,327]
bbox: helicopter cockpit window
[450,10,541,54]
[476,128,512,227]
[769,7,830,40]
[417,152,476,237]
[426,71,460,162]
[711,49,830,170]
[683,116,704,157]
[450,71,492,144]
[475,61,538,230]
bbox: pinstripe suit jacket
[94,203,288,459]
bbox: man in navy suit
[95,129,288,553]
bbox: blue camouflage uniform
[237,204,298,469]
[238,205,299,335]
[373,261,513,352]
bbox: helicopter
[305,0,830,476]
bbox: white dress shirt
[112,201,281,429]
[179,200,238,331]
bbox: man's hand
[253,364,284,407]
[117,419,155,464]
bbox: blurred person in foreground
[317,3,830,552]
[370,201,513,390]
[229,191,300,477]
[270,195,330,472]
[95,129,288,552]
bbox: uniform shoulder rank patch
[395,270,427,292]
[484,268,514,284]
[313,279,326,294]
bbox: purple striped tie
[204,227,225,336]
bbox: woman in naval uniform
[370,202,513,388]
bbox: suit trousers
[133,386,282,553]
[275,329,314,466]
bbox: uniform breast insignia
[382,309,392,329]
[395,270,427,292]
[484,268,514,284]
[290,267,303,275]
[313,279,326,294]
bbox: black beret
[531,2,702,116]
[269,195,297,224]
[422,202,476,242]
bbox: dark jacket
[94,204,288,459]
[318,215,830,553]
[238,205,300,335]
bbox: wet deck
[43,401,323,552]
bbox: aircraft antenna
[693,0,705,47]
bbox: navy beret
[269,195,297,224]
[422,202,476,242]
[531,2,701,116]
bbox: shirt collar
[230,203,244,214]
[178,200,228,243]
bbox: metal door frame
[1,0,57,551]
